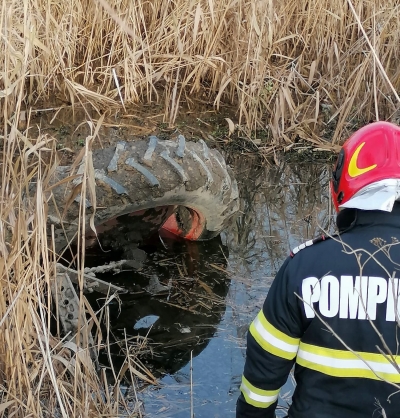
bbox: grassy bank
[2,0,400,147]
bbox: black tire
[49,135,239,252]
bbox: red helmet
[331,121,400,212]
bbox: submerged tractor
[48,135,239,354]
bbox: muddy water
[88,157,334,417]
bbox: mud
[26,99,238,157]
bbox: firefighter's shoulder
[289,234,333,258]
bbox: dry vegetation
[2,0,400,147]
[0,135,148,415]
[1,0,400,416]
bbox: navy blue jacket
[237,205,400,417]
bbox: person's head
[331,121,400,213]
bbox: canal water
[87,156,334,417]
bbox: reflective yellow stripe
[297,342,400,382]
[240,376,279,408]
[249,310,300,360]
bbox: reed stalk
[2,0,400,146]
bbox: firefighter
[236,121,400,418]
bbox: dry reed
[2,0,400,147]
[0,125,143,416]
[0,66,139,418]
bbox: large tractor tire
[49,135,239,253]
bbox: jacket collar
[336,202,400,233]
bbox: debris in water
[145,275,171,295]
[134,315,160,330]
[179,327,191,334]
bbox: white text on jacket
[302,276,399,320]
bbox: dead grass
[0,101,146,415]
[2,0,400,148]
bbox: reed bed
[3,0,400,147]
[0,128,143,416]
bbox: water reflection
[86,234,231,379]
[227,155,334,276]
[138,158,333,417]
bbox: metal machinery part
[52,264,125,363]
